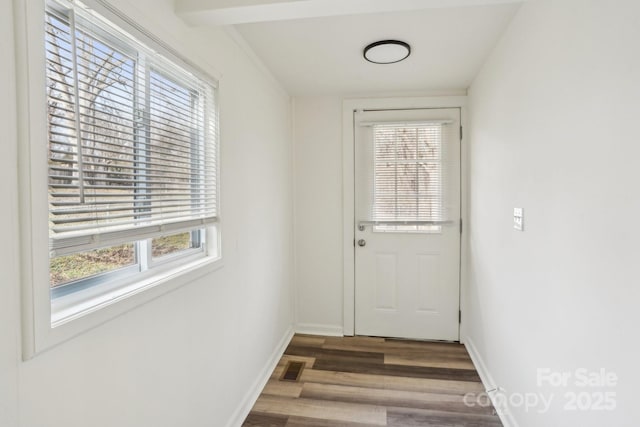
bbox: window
[41,0,219,327]
[371,123,445,232]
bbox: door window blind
[45,0,218,257]
[369,123,451,229]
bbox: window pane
[45,2,218,256]
[152,231,201,259]
[46,9,138,236]
[50,243,135,287]
[373,125,443,223]
[396,127,418,160]
[143,71,204,225]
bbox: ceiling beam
[176,0,526,26]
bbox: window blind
[45,0,218,257]
[367,123,451,225]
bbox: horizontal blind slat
[51,210,216,232]
[51,202,217,220]
[49,162,211,180]
[50,216,218,257]
[49,138,212,171]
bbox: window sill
[27,255,223,357]
[52,254,222,327]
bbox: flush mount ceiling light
[363,40,411,64]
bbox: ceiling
[175,0,524,96]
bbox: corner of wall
[222,26,289,99]
[224,325,294,427]
[464,336,519,427]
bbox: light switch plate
[514,208,524,231]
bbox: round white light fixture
[363,40,411,64]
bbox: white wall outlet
[514,208,524,231]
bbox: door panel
[374,253,397,310]
[354,108,460,341]
[417,253,440,313]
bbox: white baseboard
[464,336,519,427]
[225,325,294,427]
[294,323,344,336]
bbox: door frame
[342,96,468,341]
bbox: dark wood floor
[242,334,502,426]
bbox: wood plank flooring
[242,335,502,426]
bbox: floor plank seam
[242,334,503,427]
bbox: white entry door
[354,108,461,341]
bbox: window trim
[16,0,222,360]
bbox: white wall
[3,0,293,426]
[292,92,466,333]
[466,0,640,425]
[293,96,344,334]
